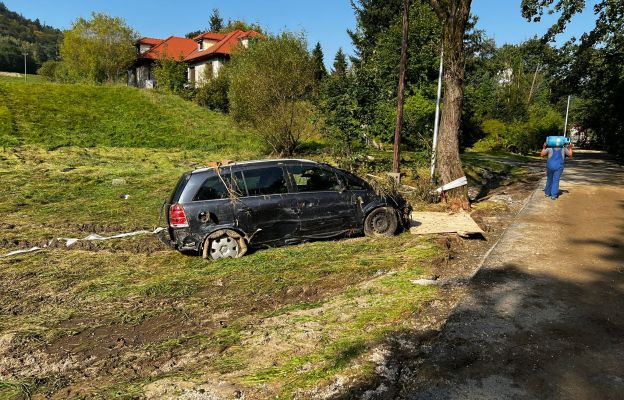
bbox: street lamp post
[23,53,28,82]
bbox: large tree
[209,8,224,32]
[332,48,348,76]
[60,12,137,83]
[311,42,327,83]
[430,0,472,203]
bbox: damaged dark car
[161,159,410,259]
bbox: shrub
[196,69,229,113]
[228,32,315,155]
[37,60,60,81]
[153,55,189,96]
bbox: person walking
[540,142,573,199]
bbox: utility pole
[23,52,28,82]
[527,64,540,104]
[430,48,444,182]
[563,95,571,137]
[392,0,410,175]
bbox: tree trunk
[392,0,410,174]
[431,0,471,205]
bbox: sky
[4,0,601,66]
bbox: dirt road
[395,151,624,399]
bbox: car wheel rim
[371,212,390,233]
[210,236,239,259]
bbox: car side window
[288,165,342,192]
[243,167,288,196]
[194,175,229,201]
[343,172,367,190]
[230,170,247,197]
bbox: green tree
[346,1,441,148]
[319,68,360,154]
[522,0,624,157]
[222,20,264,34]
[60,12,138,83]
[185,30,203,39]
[348,0,405,62]
[196,66,230,113]
[228,32,315,155]
[152,54,188,95]
[332,48,348,76]
[209,8,224,32]
[311,42,327,83]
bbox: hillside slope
[0,2,62,73]
[0,77,261,152]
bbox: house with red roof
[128,36,197,88]
[184,30,261,85]
[128,29,261,88]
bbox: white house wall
[187,57,225,85]
[212,60,222,78]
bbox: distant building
[128,30,262,88]
[184,30,261,85]
[128,36,196,88]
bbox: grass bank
[0,76,261,153]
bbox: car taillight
[169,204,189,228]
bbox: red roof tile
[140,36,197,60]
[192,32,226,41]
[137,37,164,46]
[184,30,262,63]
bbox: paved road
[397,151,624,400]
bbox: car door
[232,165,300,245]
[286,164,358,238]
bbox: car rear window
[242,167,288,196]
[288,165,342,192]
[169,173,191,203]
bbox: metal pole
[563,95,571,137]
[430,49,444,181]
[392,0,410,175]
[24,53,27,82]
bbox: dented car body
[161,159,410,259]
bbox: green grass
[0,77,261,152]
[0,146,263,244]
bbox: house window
[189,67,195,84]
[198,40,203,51]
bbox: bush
[153,56,189,96]
[228,32,315,155]
[472,106,564,154]
[37,60,60,81]
[196,70,229,112]
[472,119,505,152]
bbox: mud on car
[160,159,410,259]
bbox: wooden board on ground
[410,211,484,237]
